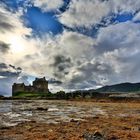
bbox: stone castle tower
[12,77,49,96]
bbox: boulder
[83,131,105,140]
[36,107,48,111]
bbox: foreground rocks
[0,115,140,140]
[0,101,140,140]
[83,131,105,140]
[36,107,48,111]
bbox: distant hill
[96,82,140,93]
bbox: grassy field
[13,92,53,98]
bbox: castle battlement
[12,77,49,96]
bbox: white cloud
[59,0,140,28]
[133,12,140,22]
[46,21,140,89]
[1,0,140,94]
[5,19,140,91]
[59,0,110,28]
[0,4,38,64]
[19,21,140,89]
[111,0,140,14]
[18,30,96,78]
[0,3,38,95]
[94,21,140,84]
[31,0,64,12]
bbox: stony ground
[0,101,140,140]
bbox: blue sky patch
[114,13,133,22]
[1,0,18,11]
[24,7,63,36]
[0,0,26,11]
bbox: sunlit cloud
[30,0,64,12]
[0,0,140,95]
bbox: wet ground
[0,100,140,139]
[0,100,106,127]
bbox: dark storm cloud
[78,61,113,75]
[0,13,14,33]
[0,71,18,77]
[48,78,62,85]
[66,60,114,90]
[9,64,22,72]
[52,55,71,69]
[0,22,14,32]
[0,6,15,33]
[0,63,29,96]
[0,63,21,85]
[0,63,22,77]
[0,63,8,69]
[50,55,73,78]
[0,41,10,53]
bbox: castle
[12,77,49,96]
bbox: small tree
[56,91,66,99]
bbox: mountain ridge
[95,82,140,93]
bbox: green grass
[13,92,53,98]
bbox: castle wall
[12,83,25,96]
[33,77,49,93]
[24,86,34,93]
[12,77,49,96]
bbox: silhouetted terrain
[1,82,140,100]
[96,82,140,93]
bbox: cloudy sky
[0,0,140,96]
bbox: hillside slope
[96,83,140,93]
